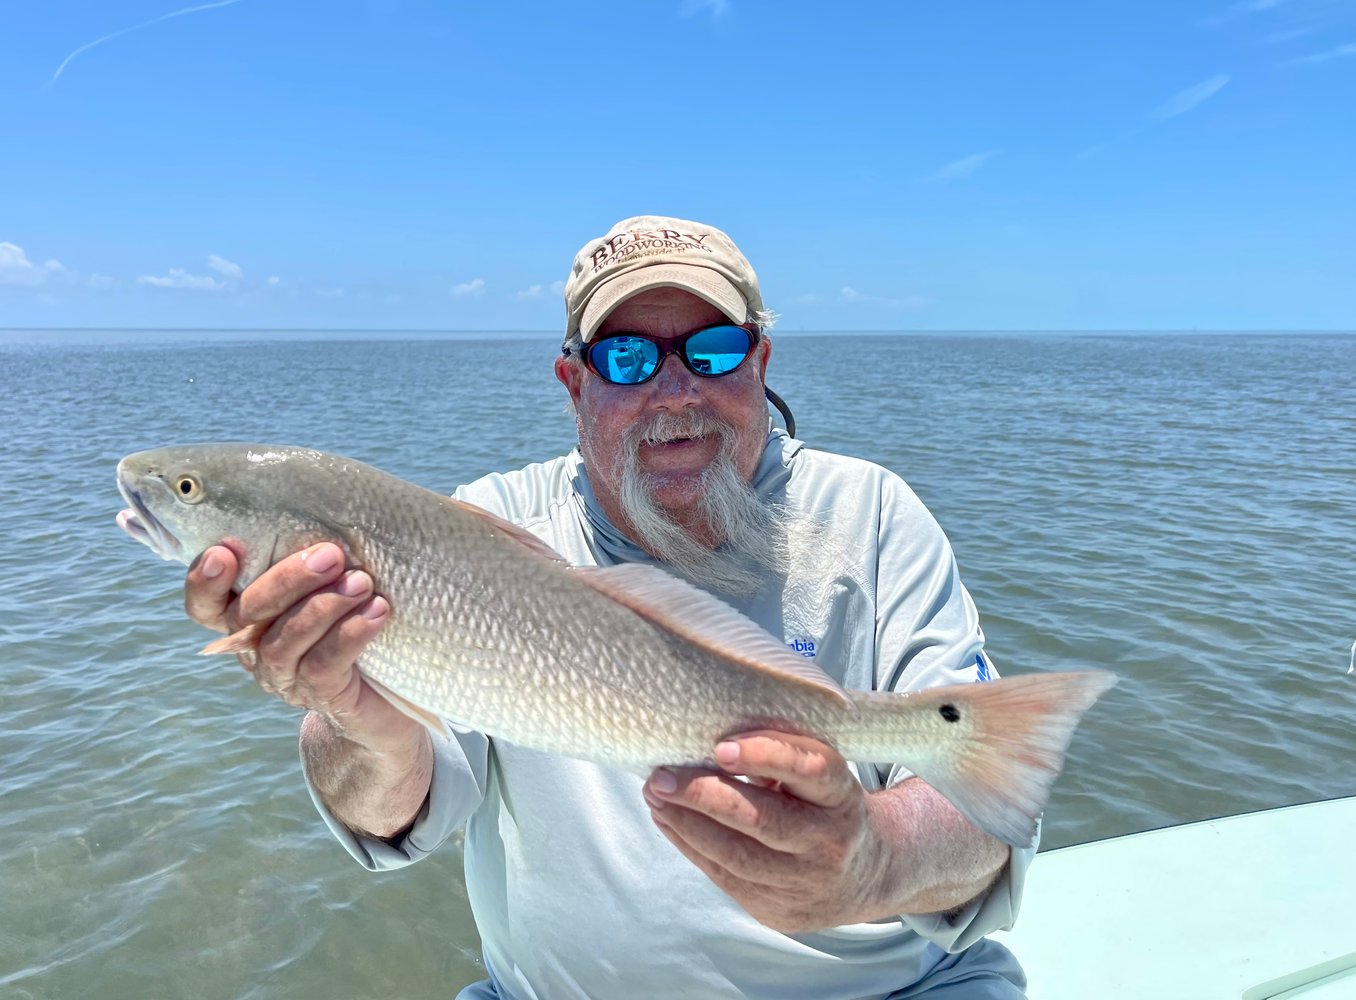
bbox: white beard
[613,409,797,595]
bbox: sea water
[2,331,1353,998]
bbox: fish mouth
[116,463,183,562]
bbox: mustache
[624,409,735,450]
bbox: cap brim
[578,262,748,342]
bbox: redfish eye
[173,474,205,504]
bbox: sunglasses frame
[564,322,761,386]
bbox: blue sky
[2,0,1353,331]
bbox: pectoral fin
[199,622,268,655]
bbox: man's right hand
[184,541,424,755]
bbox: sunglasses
[564,323,758,386]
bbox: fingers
[712,731,857,808]
[645,783,800,886]
[184,545,240,632]
[234,543,347,628]
[251,569,385,703]
[646,767,813,854]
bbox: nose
[647,352,704,406]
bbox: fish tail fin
[848,670,1117,848]
[199,622,268,656]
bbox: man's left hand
[642,730,898,933]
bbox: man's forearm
[299,711,434,840]
[866,777,1011,916]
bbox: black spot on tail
[939,704,961,723]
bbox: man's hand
[642,731,894,933]
[185,541,421,753]
[185,541,433,839]
[642,730,1009,933]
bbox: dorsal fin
[443,497,569,565]
[572,563,854,709]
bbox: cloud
[1149,74,1230,120]
[516,284,544,299]
[1286,41,1356,64]
[1228,0,1300,13]
[47,0,245,88]
[0,242,67,285]
[207,254,243,278]
[137,268,224,291]
[138,254,244,291]
[932,149,1002,182]
[452,278,486,297]
[267,275,281,286]
[680,0,729,18]
[1264,24,1322,43]
[840,287,927,308]
[550,280,566,296]
[88,274,116,289]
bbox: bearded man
[184,216,1034,998]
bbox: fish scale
[116,443,1116,847]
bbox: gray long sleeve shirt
[305,430,1033,999]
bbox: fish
[115,443,1117,848]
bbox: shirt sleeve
[302,725,490,871]
[870,473,1038,950]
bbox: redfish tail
[852,670,1117,848]
[199,622,268,656]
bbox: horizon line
[3,326,1354,335]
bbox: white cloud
[840,287,927,308]
[932,149,1002,182]
[680,0,729,18]
[267,275,281,286]
[88,274,116,289]
[0,242,65,286]
[550,280,566,296]
[516,284,544,299]
[794,293,824,305]
[207,254,243,279]
[1149,74,1230,120]
[1287,41,1356,65]
[137,268,224,291]
[452,278,486,297]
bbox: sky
[1,0,1353,332]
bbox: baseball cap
[563,215,764,343]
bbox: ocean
[2,330,1353,998]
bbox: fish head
[116,443,355,589]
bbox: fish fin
[361,672,453,740]
[851,670,1117,847]
[573,563,854,709]
[199,622,268,656]
[442,498,570,565]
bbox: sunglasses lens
[589,335,660,384]
[684,325,753,376]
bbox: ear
[754,333,772,380]
[555,354,585,405]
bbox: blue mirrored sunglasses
[564,323,758,386]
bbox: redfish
[116,443,1115,847]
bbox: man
[184,216,1032,998]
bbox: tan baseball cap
[563,215,763,343]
